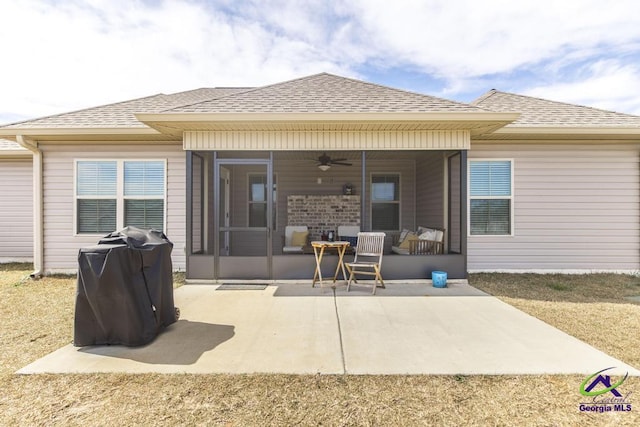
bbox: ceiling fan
[313,152,352,171]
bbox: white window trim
[370,172,402,232]
[74,159,167,236]
[467,158,514,237]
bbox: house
[1,73,639,279]
[0,139,33,263]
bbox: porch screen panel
[371,174,400,231]
[248,174,276,228]
[469,160,512,235]
[448,153,462,253]
[191,154,204,254]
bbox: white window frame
[467,158,514,237]
[74,159,167,236]
[370,172,401,232]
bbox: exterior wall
[415,152,445,230]
[287,195,360,241]
[468,142,640,272]
[0,158,33,262]
[40,143,186,273]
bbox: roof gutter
[16,135,43,278]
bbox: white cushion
[419,229,437,241]
[337,225,360,238]
[391,246,410,255]
[416,226,429,235]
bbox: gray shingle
[473,90,640,127]
[169,73,485,113]
[2,88,252,129]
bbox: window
[371,174,400,230]
[76,160,166,234]
[248,174,276,228]
[469,160,512,235]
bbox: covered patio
[185,149,467,280]
[131,73,519,281]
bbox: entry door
[214,159,272,279]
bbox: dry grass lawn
[1,264,639,426]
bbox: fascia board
[135,112,520,124]
[493,126,640,135]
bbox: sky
[1,0,640,124]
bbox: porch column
[460,150,468,276]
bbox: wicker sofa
[391,226,445,255]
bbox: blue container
[432,271,447,288]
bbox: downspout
[16,135,43,278]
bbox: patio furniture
[337,225,360,247]
[346,232,386,294]
[391,226,445,255]
[283,226,309,253]
[311,240,351,289]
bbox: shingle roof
[2,87,251,129]
[472,90,640,128]
[169,73,486,113]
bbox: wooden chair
[345,232,386,295]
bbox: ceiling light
[318,164,330,171]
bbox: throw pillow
[291,231,308,246]
[399,232,419,249]
[398,228,411,244]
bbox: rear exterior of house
[1,74,639,278]
[0,140,33,262]
[469,91,640,272]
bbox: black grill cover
[74,227,177,347]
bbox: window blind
[470,160,512,235]
[77,161,117,196]
[77,199,117,233]
[124,161,165,196]
[470,161,511,197]
[125,199,164,230]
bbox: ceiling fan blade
[332,161,352,166]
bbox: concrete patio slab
[18,282,640,376]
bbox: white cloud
[523,60,640,115]
[1,0,640,123]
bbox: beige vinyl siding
[185,130,470,151]
[468,142,640,271]
[415,152,445,230]
[40,143,185,272]
[0,159,33,261]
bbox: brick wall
[287,195,360,240]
